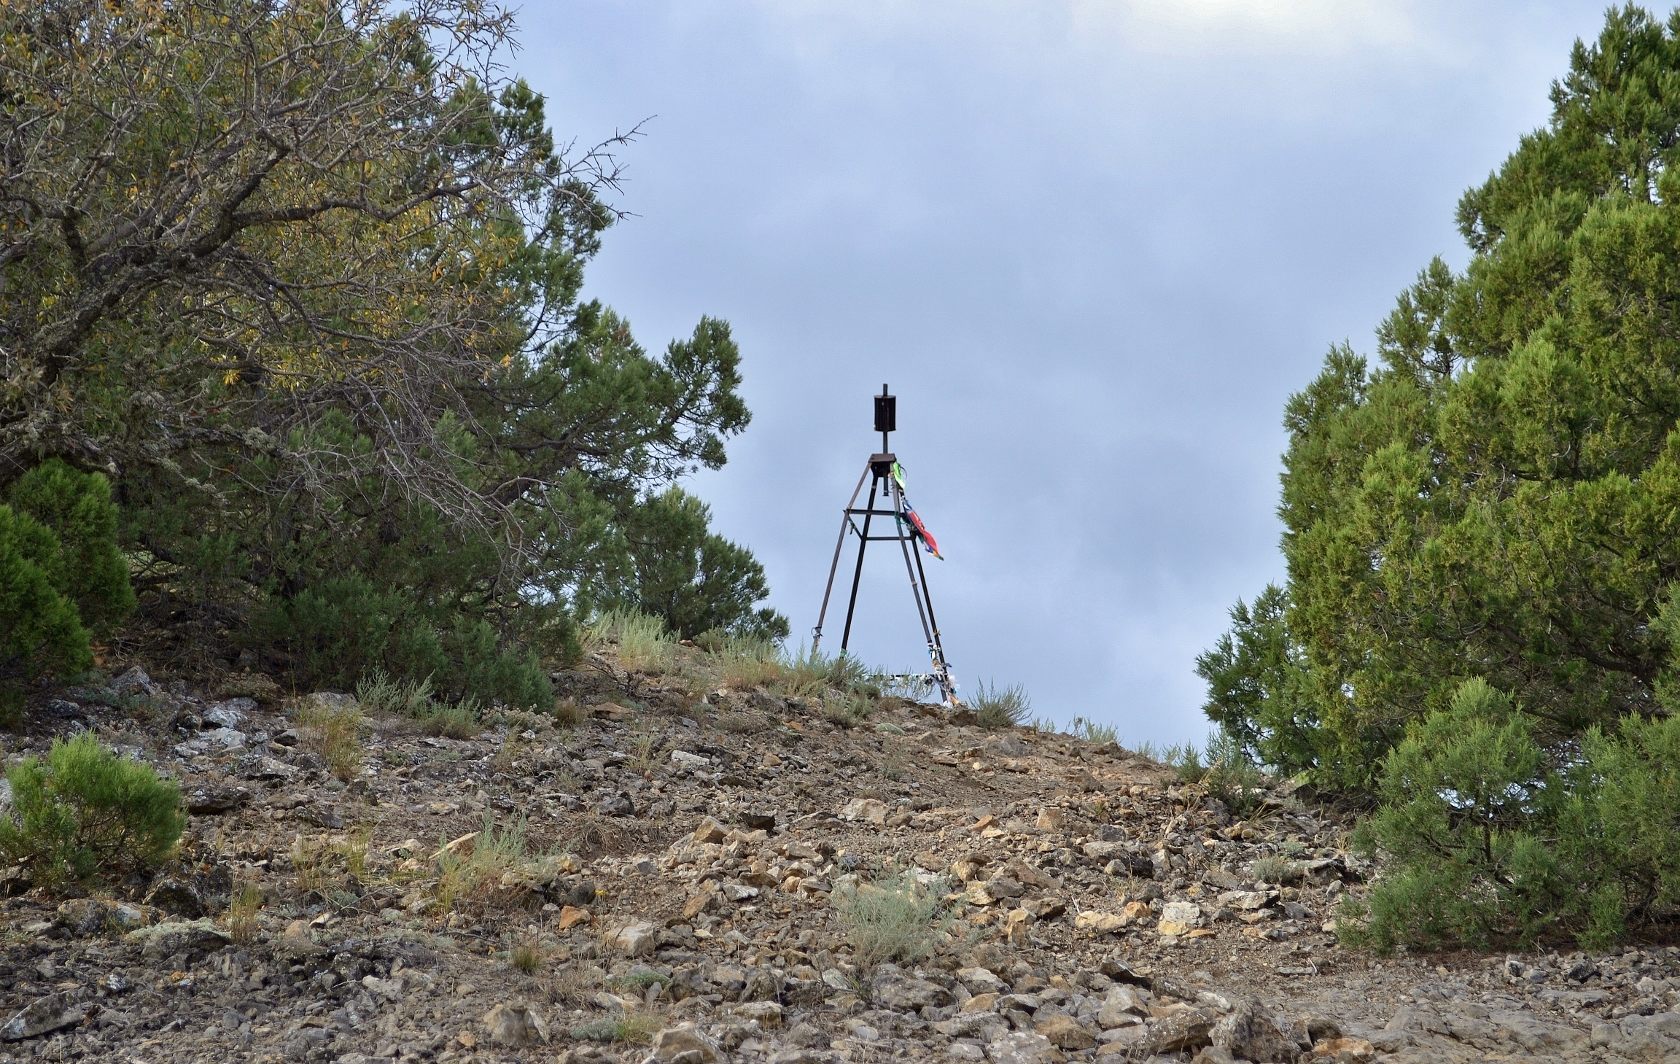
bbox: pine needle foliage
[1199,8,1680,790]
[0,733,183,888]
[1345,679,1680,951]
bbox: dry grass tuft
[716,637,785,689]
[971,681,1032,730]
[509,937,543,974]
[296,698,364,780]
[224,881,262,944]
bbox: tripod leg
[889,482,936,649]
[910,539,958,706]
[839,475,881,652]
[813,465,871,653]
[892,481,958,707]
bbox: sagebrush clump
[833,870,951,970]
[0,732,183,888]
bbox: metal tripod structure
[812,386,959,706]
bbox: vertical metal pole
[813,464,871,653]
[880,383,890,455]
[839,474,881,652]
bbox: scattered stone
[1307,1036,1376,1062]
[219,671,281,700]
[108,665,157,697]
[184,784,251,814]
[647,1024,722,1063]
[869,966,950,1011]
[1,994,92,1041]
[994,734,1029,757]
[1158,900,1203,936]
[144,877,205,917]
[202,699,255,729]
[124,918,230,959]
[957,967,1008,995]
[765,1049,839,1064]
[1035,1013,1096,1050]
[1217,889,1275,911]
[692,817,728,844]
[1120,900,1153,923]
[987,1029,1062,1063]
[277,919,326,959]
[1073,910,1128,934]
[733,1001,784,1027]
[5,648,1638,1064]
[1211,999,1307,1063]
[1097,985,1147,1028]
[1137,1007,1217,1056]
[238,754,298,782]
[482,1002,548,1046]
[840,797,888,825]
[1004,906,1034,945]
[607,920,660,958]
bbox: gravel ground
[1,651,1677,1063]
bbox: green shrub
[6,460,135,634]
[419,697,483,739]
[0,507,91,686]
[435,813,532,912]
[1555,712,1680,949]
[355,669,434,717]
[259,577,551,710]
[1343,679,1560,951]
[0,461,135,690]
[777,645,832,701]
[256,575,405,687]
[972,681,1031,730]
[0,733,184,887]
[1163,742,1205,783]
[1249,854,1299,885]
[354,670,482,737]
[824,652,879,697]
[774,645,883,702]
[1202,726,1267,817]
[443,619,551,711]
[833,870,951,969]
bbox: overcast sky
[517,1,1609,749]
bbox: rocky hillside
[2,642,1678,1064]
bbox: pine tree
[1204,5,1680,786]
